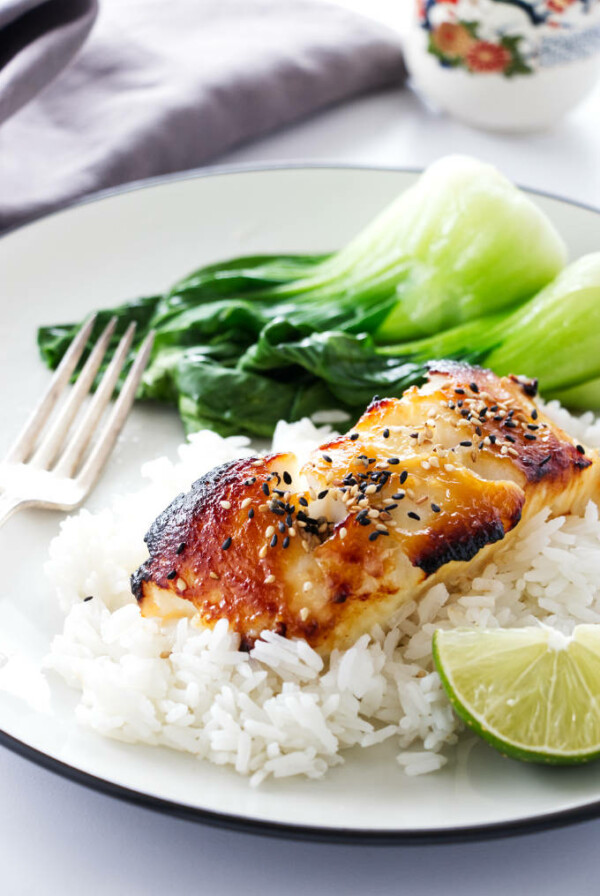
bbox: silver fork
[0,315,154,527]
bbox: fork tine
[53,321,139,478]
[31,316,119,470]
[4,314,97,464]
[75,330,155,492]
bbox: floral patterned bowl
[405,0,600,130]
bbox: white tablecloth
[3,2,600,892]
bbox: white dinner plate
[2,165,600,843]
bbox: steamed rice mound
[46,407,600,785]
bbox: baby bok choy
[38,155,577,437]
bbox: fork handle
[0,494,27,528]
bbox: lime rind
[433,625,600,765]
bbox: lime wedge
[433,625,600,764]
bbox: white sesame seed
[368,509,380,519]
[365,484,377,495]
[259,545,268,559]
[176,578,187,591]
[209,571,219,580]
[303,581,313,592]
[299,607,309,621]
[265,526,275,538]
[288,527,296,537]
[241,497,252,509]
[264,574,276,585]
[421,461,430,470]
[220,499,231,510]
[340,527,347,539]
[251,459,263,467]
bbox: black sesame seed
[392,493,406,501]
[83,595,94,602]
[470,382,479,393]
[448,401,456,410]
[383,428,390,439]
[493,415,503,422]
[408,511,421,521]
[540,454,552,466]
[461,410,470,418]
[272,489,286,497]
[221,537,232,551]
[285,514,293,527]
[372,395,380,402]
[504,419,517,429]
[524,434,537,441]
[459,440,472,447]
[270,534,278,548]
[261,483,270,496]
[322,454,332,463]
[299,497,309,507]
[278,521,287,534]
[368,531,380,542]
[176,542,186,555]
[531,408,539,420]
[283,471,292,485]
[490,405,499,413]
[454,388,465,395]
[384,503,398,511]
[489,434,497,444]
[577,444,586,455]
[399,471,408,485]
[248,508,255,519]
[431,503,441,513]
[457,400,464,408]
[167,570,177,580]
[244,477,256,486]
[282,536,290,549]
[475,426,482,437]
[350,432,359,441]
[387,457,400,465]
[379,530,390,537]
[527,424,539,430]
[505,435,516,444]
[318,490,329,499]
[359,517,371,527]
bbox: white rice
[45,403,600,784]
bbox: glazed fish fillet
[132,362,600,653]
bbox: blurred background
[1,0,600,893]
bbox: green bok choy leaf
[38,156,594,438]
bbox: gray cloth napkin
[0,0,97,124]
[0,0,405,232]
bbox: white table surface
[4,3,600,894]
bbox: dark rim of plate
[2,163,600,845]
